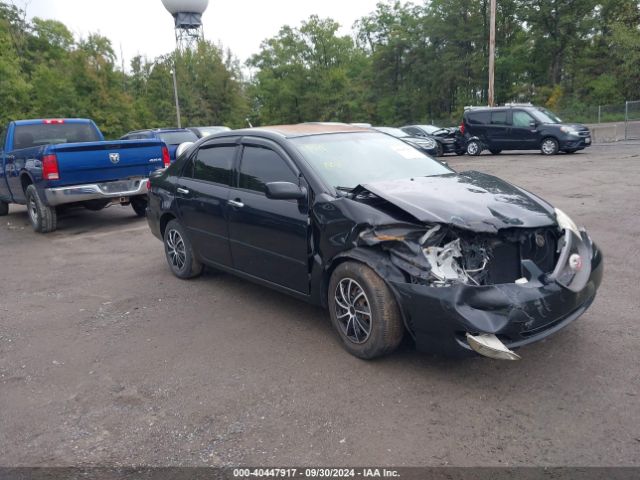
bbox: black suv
[461,105,592,156]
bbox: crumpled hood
[360,171,557,233]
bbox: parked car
[187,126,231,138]
[147,124,602,360]
[373,126,439,157]
[460,105,592,156]
[0,118,168,232]
[120,128,199,161]
[401,124,465,156]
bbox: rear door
[175,137,237,267]
[227,138,310,294]
[485,110,511,149]
[508,109,540,149]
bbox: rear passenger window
[239,146,298,194]
[192,145,235,185]
[467,111,490,125]
[491,111,508,125]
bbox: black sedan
[373,126,439,157]
[147,125,602,360]
[401,124,466,156]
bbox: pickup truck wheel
[0,200,8,216]
[328,261,404,359]
[163,219,203,279]
[25,185,57,233]
[131,197,147,217]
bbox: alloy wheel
[334,278,372,344]
[166,228,187,271]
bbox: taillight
[162,145,170,168]
[460,122,465,135]
[42,154,60,180]
[146,179,151,191]
[43,119,65,125]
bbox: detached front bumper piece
[390,240,603,358]
[44,178,148,206]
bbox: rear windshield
[13,123,101,150]
[157,131,198,145]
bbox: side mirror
[265,182,306,200]
[529,121,538,129]
[176,142,194,158]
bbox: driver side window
[513,111,534,128]
[238,146,298,194]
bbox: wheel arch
[322,248,416,339]
[159,212,177,238]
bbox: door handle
[176,187,190,195]
[228,199,244,208]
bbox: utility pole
[170,67,182,128]
[488,0,496,107]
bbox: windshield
[292,132,450,190]
[157,131,198,145]
[532,108,563,124]
[197,126,231,137]
[13,123,101,150]
[374,127,409,138]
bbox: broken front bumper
[389,242,603,357]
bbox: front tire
[0,200,8,216]
[328,262,404,359]
[131,197,148,217]
[434,142,444,157]
[163,219,203,279]
[25,185,57,233]
[466,140,482,156]
[541,137,559,155]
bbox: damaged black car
[146,125,603,360]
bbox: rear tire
[25,185,57,233]
[541,137,559,155]
[328,261,404,359]
[0,200,8,216]
[163,219,203,279]
[466,140,482,156]
[131,197,148,217]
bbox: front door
[227,139,310,294]
[176,138,238,267]
[508,110,540,149]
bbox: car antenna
[246,118,253,128]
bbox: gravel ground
[0,142,639,467]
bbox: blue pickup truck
[0,118,169,233]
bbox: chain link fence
[557,100,640,141]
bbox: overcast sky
[16,0,399,68]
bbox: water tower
[161,0,209,51]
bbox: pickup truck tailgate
[52,140,164,186]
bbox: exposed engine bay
[359,223,561,288]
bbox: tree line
[1,0,639,138]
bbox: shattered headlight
[554,208,580,235]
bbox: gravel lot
[1,142,639,467]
